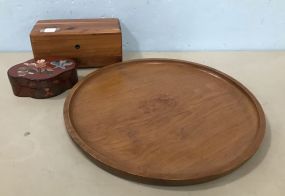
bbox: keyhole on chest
[74,44,80,49]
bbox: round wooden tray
[64,59,265,185]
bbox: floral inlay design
[16,59,73,77]
[50,60,73,69]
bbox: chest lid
[30,18,121,37]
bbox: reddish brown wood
[8,58,78,99]
[64,59,265,185]
[30,18,122,68]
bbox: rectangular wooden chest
[30,18,122,68]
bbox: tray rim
[63,58,266,185]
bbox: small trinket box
[30,18,122,68]
[7,58,78,99]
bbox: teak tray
[64,59,265,185]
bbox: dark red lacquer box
[8,58,78,99]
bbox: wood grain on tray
[64,59,265,185]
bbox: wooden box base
[30,19,122,68]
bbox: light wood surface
[0,51,283,195]
[64,59,265,185]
